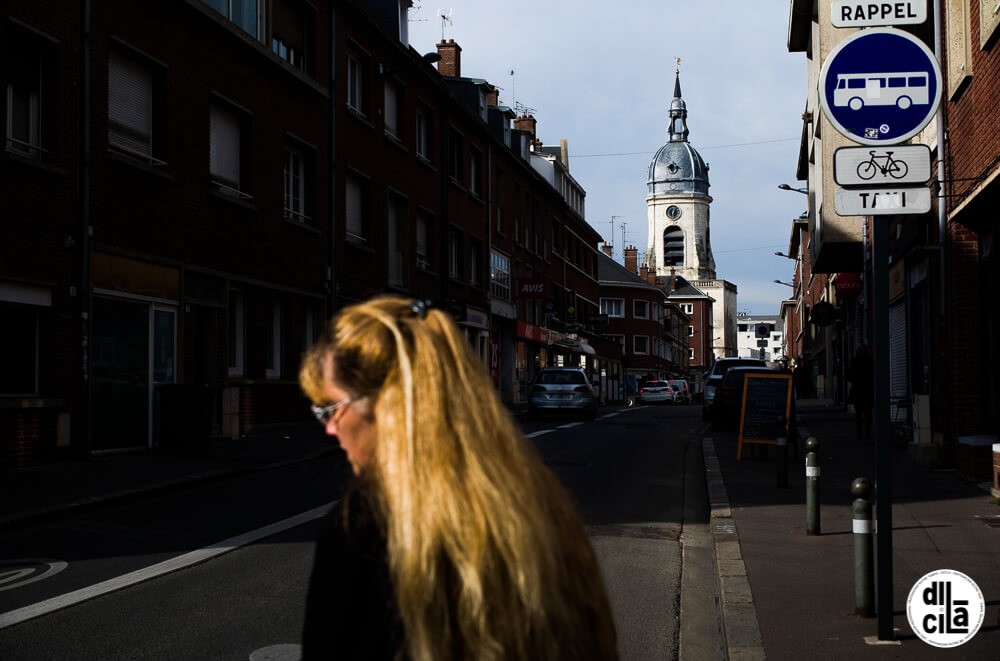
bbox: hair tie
[409,299,430,319]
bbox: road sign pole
[873,216,894,641]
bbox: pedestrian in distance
[848,344,874,440]
[298,295,619,661]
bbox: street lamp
[774,251,799,260]
[778,183,808,195]
[774,279,795,288]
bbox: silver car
[528,367,599,419]
[637,380,676,404]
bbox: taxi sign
[835,187,932,215]
[819,28,942,145]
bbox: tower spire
[668,59,689,143]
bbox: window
[600,298,624,318]
[469,147,482,195]
[633,335,649,354]
[681,303,694,314]
[387,193,407,286]
[203,0,260,39]
[384,80,401,138]
[227,291,245,376]
[271,0,310,73]
[633,299,649,319]
[345,172,368,241]
[607,334,625,350]
[108,52,156,161]
[689,348,695,360]
[449,128,463,184]
[416,104,430,160]
[663,225,684,266]
[265,299,282,379]
[210,103,250,199]
[688,325,694,336]
[495,170,505,234]
[469,240,482,286]
[347,51,366,114]
[490,250,511,301]
[416,211,431,270]
[448,229,462,279]
[284,144,312,223]
[945,0,972,98]
[6,27,54,160]
[0,299,47,395]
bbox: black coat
[302,488,404,660]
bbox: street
[0,403,706,660]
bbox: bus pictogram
[833,71,929,111]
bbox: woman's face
[321,353,376,475]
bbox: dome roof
[648,141,710,195]
[647,73,710,196]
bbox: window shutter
[108,53,152,155]
[384,82,398,136]
[346,176,364,237]
[210,105,240,185]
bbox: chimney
[514,114,536,138]
[624,246,638,274]
[436,39,461,77]
[559,138,569,169]
[601,243,613,257]
[486,88,499,106]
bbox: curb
[704,435,766,660]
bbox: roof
[647,73,710,196]
[597,252,660,290]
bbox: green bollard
[851,477,875,618]
[805,437,820,535]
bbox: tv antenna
[438,8,453,40]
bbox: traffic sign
[835,187,932,215]
[819,28,942,145]
[831,1,926,28]
[834,145,932,186]
[756,339,769,348]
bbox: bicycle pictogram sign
[833,144,931,187]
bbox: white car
[637,380,676,404]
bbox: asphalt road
[0,402,706,660]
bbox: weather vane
[675,57,682,75]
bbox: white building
[735,313,786,365]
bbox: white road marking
[558,422,584,429]
[0,560,67,592]
[525,430,555,438]
[0,502,336,629]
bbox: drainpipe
[78,0,92,456]
[328,7,338,314]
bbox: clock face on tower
[666,205,682,220]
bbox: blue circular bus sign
[819,28,942,146]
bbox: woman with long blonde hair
[299,295,617,660]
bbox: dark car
[710,366,778,430]
[528,367,599,419]
[702,357,767,420]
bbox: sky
[407,0,808,315]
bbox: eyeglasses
[311,396,353,425]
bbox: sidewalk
[0,424,335,531]
[707,398,1000,660]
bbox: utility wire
[573,137,798,159]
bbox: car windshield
[537,371,587,385]
[722,368,775,386]
[645,381,669,388]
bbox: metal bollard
[805,437,820,535]
[776,415,788,489]
[851,477,875,618]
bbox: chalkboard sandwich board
[737,373,794,461]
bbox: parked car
[710,366,778,430]
[668,379,691,405]
[637,380,676,404]
[528,367,599,419]
[702,357,767,421]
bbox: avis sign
[516,278,547,299]
[831,1,926,28]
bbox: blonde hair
[301,296,617,660]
